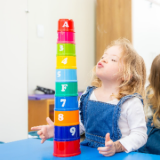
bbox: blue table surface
[0,139,160,160]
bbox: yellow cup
[56,56,77,69]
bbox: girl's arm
[98,133,126,157]
[31,117,54,143]
[118,97,147,153]
[98,97,147,156]
[79,90,87,135]
[114,141,126,152]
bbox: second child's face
[96,45,123,82]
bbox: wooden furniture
[28,93,82,132]
[28,98,54,132]
[96,0,132,62]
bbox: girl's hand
[31,117,54,144]
[98,133,116,157]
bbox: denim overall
[138,109,160,155]
[79,86,142,148]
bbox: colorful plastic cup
[57,32,75,44]
[57,19,74,32]
[55,82,78,96]
[55,96,78,111]
[56,56,76,69]
[55,69,77,82]
[53,139,81,157]
[57,44,76,56]
[54,125,80,141]
[54,110,79,126]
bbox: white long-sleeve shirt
[79,90,147,153]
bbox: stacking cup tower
[53,19,81,157]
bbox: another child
[31,38,147,157]
[138,54,160,155]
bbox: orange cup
[54,110,79,126]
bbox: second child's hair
[147,54,160,128]
[91,38,146,100]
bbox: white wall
[28,0,96,94]
[132,0,160,84]
[0,0,28,142]
[1,0,160,143]
[28,0,160,94]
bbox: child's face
[96,45,123,82]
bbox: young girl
[138,54,160,155]
[31,38,147,157]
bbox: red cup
[53,139,81,157]
[57,19,74,32]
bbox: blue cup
[55,96,78,111]
[54,125,80,141]
[56,69,77,82]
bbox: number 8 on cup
[58,114,64,121]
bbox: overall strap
[79,86,96,127]
[117,93,143,108]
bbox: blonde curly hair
[91,38,146,100]
[146,54,160,128]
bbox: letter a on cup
[62,21,69,28]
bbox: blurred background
[0,0,160,143]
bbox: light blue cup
[55,69,77,82]
[55,96,78,111]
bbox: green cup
[55,82,78,96]
[57,44,76,56]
